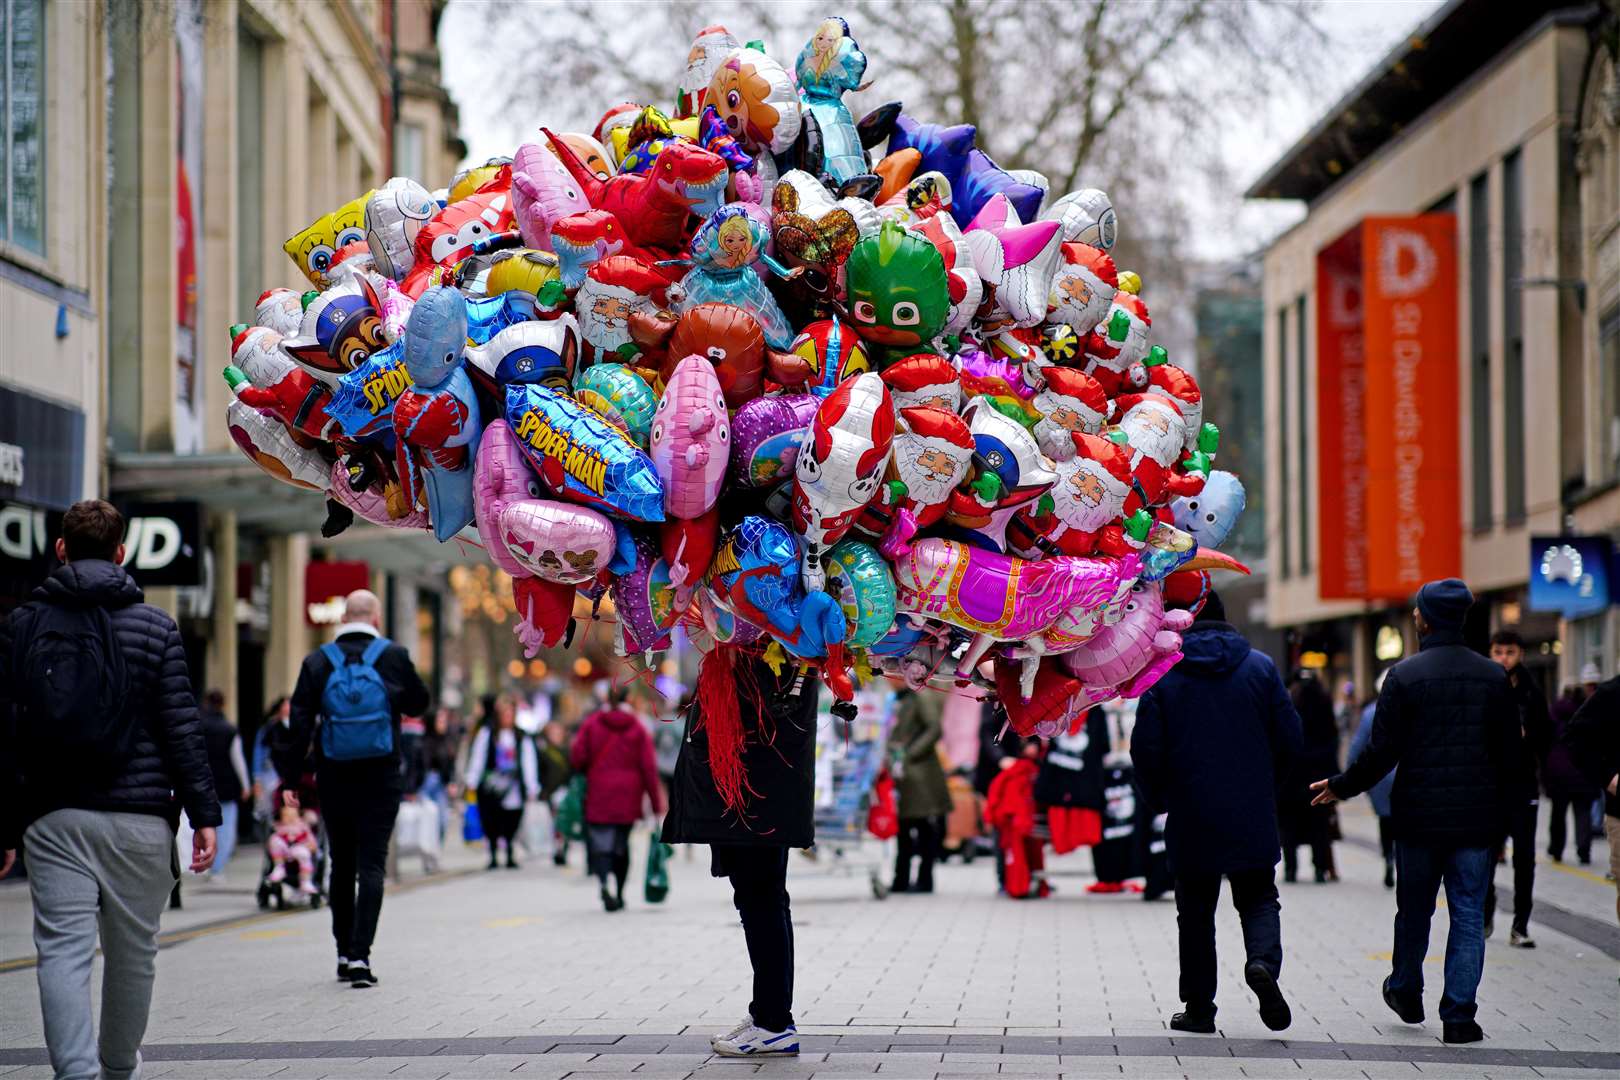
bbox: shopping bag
[644,833,673,903]
[867,769,898,840]
[462,791,484,843]
[419,800,443,861]
[395,800,425,856]
[556,775,587,842]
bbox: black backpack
[14,601,136,780]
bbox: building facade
[0,0,467,728]
[1248,0,1613,699]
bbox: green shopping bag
[644,833,673,904]
[557,775,586,842]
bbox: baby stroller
[256,784,328,911]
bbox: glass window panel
[7,0,43,253]
[1501,149,1525,521]
[1469,171,1491,529]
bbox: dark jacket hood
[34,559,144,609]
[1175,621,1252,676]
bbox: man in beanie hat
[1311,578,1520,1045]
[1132,590,1302,1034]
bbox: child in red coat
[985,740,1048,899]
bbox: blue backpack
[318,638,394,761]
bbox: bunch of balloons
[223,16,1252,738]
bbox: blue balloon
[464,291,540,346]
[1171,470,1246,550]
[707,516,846,658]
[504,383,665,523]
[326,339,408,439]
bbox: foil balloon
[551,209,667,288]
[499,499,616,584]
[504,384,665,522]
[613,105,753,178]
[401,188,515,298]
[463,291,540,347]
[1171,470,1246,550]
[254,288,304,336]
[511,139,591,252]
[677,24,741,118]
[795,18,870,185]
[448,157,512,203]
[791,372,895,591]
[881,353,961,413]
[955,346,1040,424]
[1082,292,1152,396]
[963,194,1063,332]
[706,46,802,192]
[994,656,1089,737]
[906,205,981,336]
[224,396,330,490]
[822,539,897,649]
[729,392,818,487]
[1060,579,1193,703]
[576,256,677,363]
[540,127,728,252]
[1147,358,1206,452]
[770,172,865,275]
[1047,242,1119,337]
[943,398,1057,552]
[612,531,674,655]
[674,205,796,348]
[283,191,371,287]
[574,363,657,447]
[1112,391,1203,505]
[328,459,430,531]
[844,221,950,361]
[512,575,576,656]
[473,419,545,579]
[853,406,975,558]
[1030,367,1110,461]
[281,275,388,383]
[1007,432,1143,559]
[649,354,730,520]
[663,303,770,409]
[323,339,409,439]
[1043,188,1117,250]
[464,313,580,392]
[393,287,483,542]
[885,114,1042,229]
[789,318,871,398]
[554,132,616,180]
[225,326,338,442]
[365,177,437,282]
[476,249,564,303]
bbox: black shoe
[336,958,352,981]
[601,886,622,912]
[1169,1009,1216,1034]
[553,851,567,866]
[1579,853,1592,866]
[486,858,500,871]
[1283,869,1297,884]
[1244,961,1292,1031]
[913,880,934,894]
[1442,1021,1484,1044]
[1383,864,1395,889]
[506,856,520,870]
[890,880,910,894]
[1382,976,1424,1024]
[349,961,377,988]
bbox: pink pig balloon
[498,499,615,585]
[649,354,730,520]
[1060,579,1193,702]
[473,419,545,578]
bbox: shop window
[1295,294,1310,573]
[1604,307,1620,482]
[1277,305,1290,579]
[1501,149,1525,522]
[1,0,45,255]
[1468,171,1491,530]
[395,121,424,186]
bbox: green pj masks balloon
[844,220,950,362]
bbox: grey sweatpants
[25,809,178,1080]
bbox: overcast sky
[440,0,1446,259]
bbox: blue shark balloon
[393,287,483,541]
[1171,470,1246,550]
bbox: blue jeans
[1390,842,1491,1023]
[211,802,239,876]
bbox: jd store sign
[0,499,204,589]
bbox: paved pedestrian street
[2,806,1616,1080]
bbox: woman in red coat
[570,688,666,911]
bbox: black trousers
[319,783,400,962]
[713,845,794,1031]
[1378,816,1396,866]
[1486,799,1537,933]
[894,816,942,890]
[586,823,632,889]
[1548,793,1596,861]
[1173,868,1282,1012]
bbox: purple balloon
[729,393,819,488]
[610,531,673,655]
[886,114,1043,229]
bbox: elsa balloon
[672,205,797,349]
[795,18,870,186]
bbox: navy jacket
[1131,621,1302,876]
[1328,628,1519,847]
[0,560,222,845]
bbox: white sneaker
[711,1016,752,1049]
[711,1019,799,1057]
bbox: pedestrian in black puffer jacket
[1313,579,1520,1046]
[0,499,221,1080]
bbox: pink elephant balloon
[649,354,730,520]
[1060,579,1193,702]
[328,460,431,530]
[473,419,544,578]
[498,499,615,585]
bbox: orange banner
[1360,215,1460,598]
[1315,231,1368,599]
